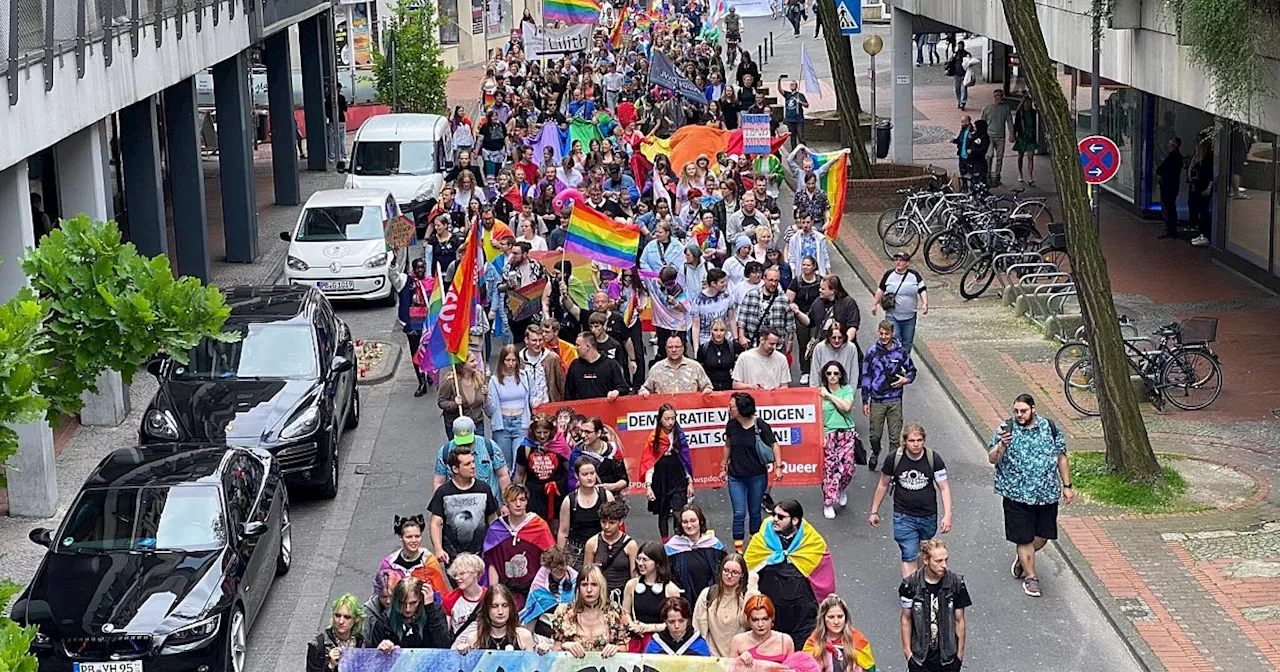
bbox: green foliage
[19,215,234,420]
[1164,0,1280,120]
[0,579,37,672]
[1072,451,1190,513]
[0,290,50,490]
[372,3,453,115]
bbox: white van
[345,113,453,227]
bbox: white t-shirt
[603,72,625,93]
[732,350,792,390]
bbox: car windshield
[59,485,225,552]
[295,205,384,242]
[174,323,319,380]
[353,140,438,176]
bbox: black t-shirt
[480,122,507,152]
[426,479,500,559]
[725,419,775,478]
[596,335,627,371]
[898,577,972,655]
[788,276,821,312]
[428,233,462,274]
[565,355,630,400]
[882,450,947,517]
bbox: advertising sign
[537,388,825,493]
[741,113,772,155]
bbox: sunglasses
[825,370,841,376]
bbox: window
[1072,83,1142,202]
[1225,127,1277,270]
[174,323,320,380]
[352,140,440,176]
[58,486,226,552]
[296,206,385,242]
[223,455,265,529]
[438,0,460,45]
[1148,99,1215,212]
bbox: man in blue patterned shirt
[986,393,1074,598]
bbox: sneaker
[1023,577,1041,597]
[823,505,836,519]
[1191,235,1210,247]
[799,373,810,385]
[838,490,848,508]
[1011,558,1025,579]
[868,451,880,472]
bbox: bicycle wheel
[1013,200,1055,228]
[877,205,906,240]
[1063,358,1102,417]
[959,257,995,300]
[1042,247,1071,275]
[882,217,921,258]
[923,229,969,274]
[1160,350,1223,410]
[1054,341,1090,381]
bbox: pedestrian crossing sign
[835,0,861,34]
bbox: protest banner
[536,388,824,493]
[521,21,594,58]
[740,113,772,156]
[340,647,804,672]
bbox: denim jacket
[859,339,916,403]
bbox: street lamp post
[863,34,884,163]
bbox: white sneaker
[823,505,836,519]
[799,374,810,385]
[1191,235,1210,247]
[838,490,848,508]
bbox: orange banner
[537,389,824,493]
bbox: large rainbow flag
[439,222,481,363]
[609,4,628,48]
[564,202,641,269]
[808,148,850,241]
[544,0,601,24]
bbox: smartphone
[999,420,1010,436]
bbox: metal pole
[769,32,774,57]
[1091,0,1102,232]
[758,44,763,66]
[870,54,877,163]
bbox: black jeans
[1161,190,1180,235]
[814,17,822,37]
[1188,190,1211,237]
[786,120,805,149]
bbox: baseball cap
[452,417,476,445]
[893,252,912,261]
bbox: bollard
[769,32,774,57]
[758,44,764,66]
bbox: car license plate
[74,662,143,672]
[317,280,355,291]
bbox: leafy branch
[371,3,453,115]
[1164,0,1280,120]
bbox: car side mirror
[331,356,354,375]
[146,356,169,378]
[240,521,267,538]
[279,231,292,242]
[29,528,53,548]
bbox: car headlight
[161,613,221,653]
[363,252,390,269]
[287,255,310,272]
[413,181,440,202]
[144,409,181,440]
[280,403,321,440]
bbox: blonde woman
[486,344,533,469]
[440,361,487,440]
[693,553,757,657]
[752,226,774,264]
[550,565,629,658]
[803,594,876,672]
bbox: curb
[357,340,402,386]
[830,234,1164,672]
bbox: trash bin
[875,121,892,159]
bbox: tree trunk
[816,0,874,179]
[999,0,1161,481]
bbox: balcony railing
[2,0,249,106]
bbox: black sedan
[140,285,359,498]
[11,443,291,672]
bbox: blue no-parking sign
[1078,135,1121,184]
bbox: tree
[0,215,234,488]
[998,0,1161,480]
[372,3,453,115]
[815,0,874,179]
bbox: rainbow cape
[544,0,600,24]
[806,148,850,240]
[744,516,836,600]
[564,202,641,269]
[804,629,876,672]
[482,514,556,607]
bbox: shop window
[1224,127,1276,270]
[1147,99,1215,213]
[1069,75,1141,202]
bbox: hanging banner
[340,647,802,671]
[536,388,824,493]
[741,113,772,155]
[521,21,594,58]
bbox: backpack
[888,447,937,491]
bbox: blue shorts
[893,512,939,562]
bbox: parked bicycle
[1062,318,1223,415]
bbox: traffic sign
[1078,135,1121,185]
[835,0,862,35]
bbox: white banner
[521,21,593,58]
[728,0,774,18]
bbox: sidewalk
[827,58,1280,672]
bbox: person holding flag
[395,258,432,397]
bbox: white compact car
[281,189,402,303]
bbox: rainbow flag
[564,202,641,269]
[609,5,628,49]
[808,148,850,241]
[417,266,456,375]
[635,9,652,30]
[440,222,481,363]
[544,0,600,24]
[506,277,547,323]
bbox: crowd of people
[306,4,1081,671]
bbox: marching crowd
[306,3,1077,671]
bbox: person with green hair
[306,593,365,672]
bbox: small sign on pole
[1078,135,1121,184]
[741,114,772,156]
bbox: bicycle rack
[1047,291,1079,315]
[1017,272,1072,286]
[1005,263,1061,284]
